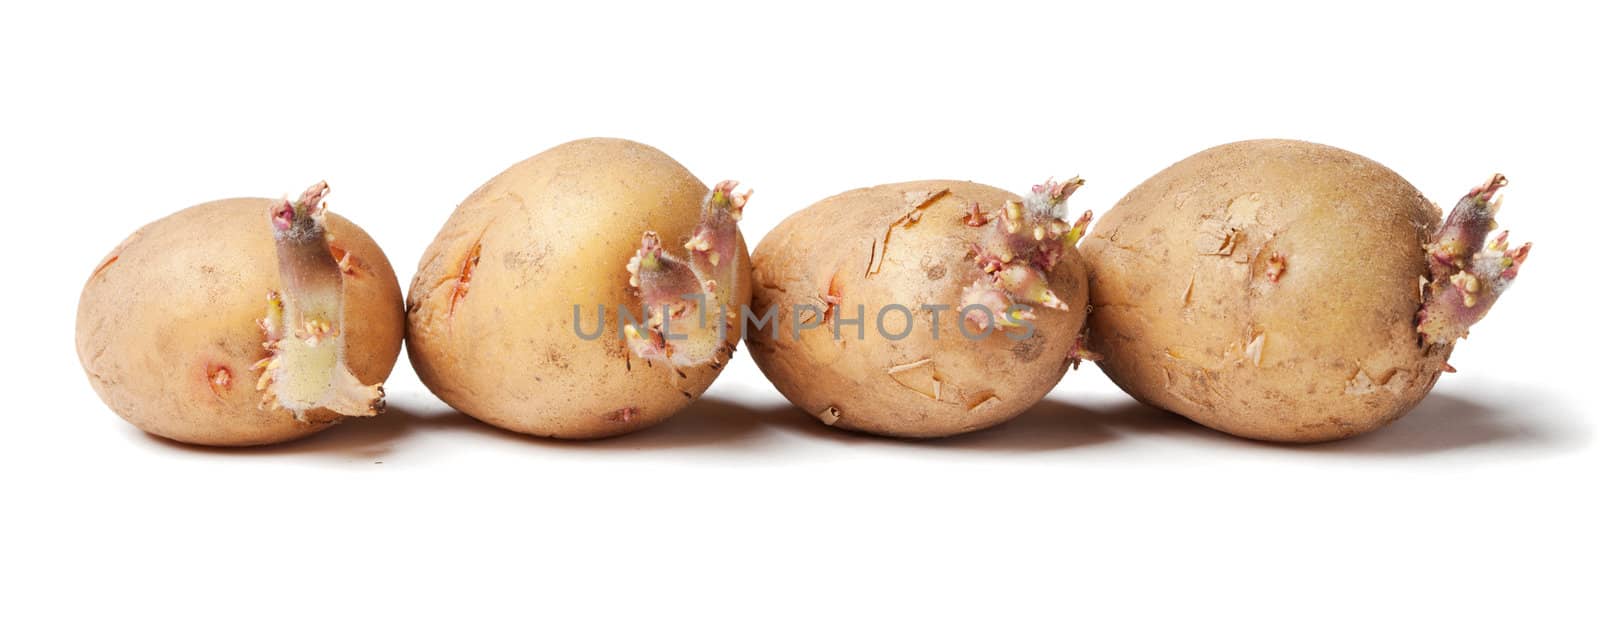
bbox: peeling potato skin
[75,199,405,447]
[405,138,750,439]
[1081,140,1450,443]
[747,180,1088,438]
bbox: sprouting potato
[746,179,1094,438]
[405,138,751,439]
[76,183,405,446]
[1080,140,1530,442]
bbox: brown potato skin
[1081,140,1450,442]
[75,198,405,447]
[747,181,1089,438]
[406,138,750,439]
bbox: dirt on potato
[1081,140,1455,442]
[76,195,404,446]
[405,138,750,439]
[747,180,1090,438]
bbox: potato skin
[747,181,1089,438]
[1081,140,1450,442]
[406,138,750,439]
[75,198,405,447]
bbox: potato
[406,138,750,439]
[76,185,405,446]
[1081,140,1529,442]
[747,180,1092,438]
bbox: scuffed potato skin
[1081,140,1450,442]
[75,199,405,447]
[406,138,750,439]
[747,181,1088,438]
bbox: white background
[3,1,1596,632]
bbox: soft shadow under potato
[131,409,421,460]
[395,396,771,451]
[759,397,1117,452]
[1301,392,1588,456]
[1090,388,1587,456]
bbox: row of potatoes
[75,138,1529,447]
